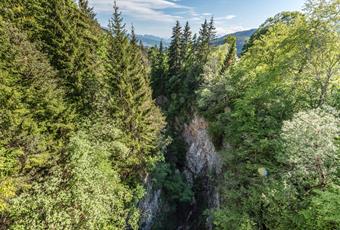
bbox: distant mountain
[137,28,257,54]
[136,34,170,47]
[212,29,257,55]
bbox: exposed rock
[155,95,168,107]
[183,114,222,179]
[139,175,162,230]
[140,114,222,229]
[182,114,222,229]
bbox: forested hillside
[0,0,339,229]
[0,0,164,229]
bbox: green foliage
[168,21,183,77]
[1,0,339,229]
[0,1,166,229]
[214,209,256,230]
[164,19,217,122]
[149,41,169,99]
[106,3,165,180]
[9,128,139,229]
[221,36,237,74]
[279,107,339,188]
[181,22,193,68]
[153,163,193,203]
[299,185,340,230]
[193,1,340,229]
[78,0,96,19]
[0,20,74,213]
[0,0,103,113]
[242,11,303,54]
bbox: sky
[88,0,307,38]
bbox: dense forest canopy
[0,0,339,229]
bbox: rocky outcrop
[139,114,222,230]
[139,175,162,230]
[183,114,222,182]
[182,114,222,229]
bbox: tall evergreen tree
[196,17,216,64]
[196,19,210,65]
[168,21,182,76]
[151,41,169,99]
[221,36,237,74]
[189,17,217,89]
[208,17,216,41]
[0,20,74,215]
[130,24,138,45]
[107,2,164,178]
[1,0,102,112]
[181,21,193,64]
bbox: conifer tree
[107,0,134,139]
[167,21,184,100]
[130,24,138,45]
[168,21,182,76]
[196,19,210,65]
[1,0,101,112]
[196,17,216,64]
[181,21,193,65]
[151,41,169,99]
[78,0,96,19]
[107,2,164,178]
[208,17,216,41]
[189,18,216,89]
[0,20,74,214]
[221,36,237,74]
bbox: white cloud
[88,0,243,37]
[215,25,246,36]
[89,0,192,22]
[212,14,243,36]
[215,15,236,21]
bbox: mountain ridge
[137,28,257,54]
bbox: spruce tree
[196,17,216,64]
[168,21,182,76]
[221,36,237,74]
[167,21,183,100]
[78,0,96,19]
[107,2,164,178]
[0,20,74,215]
[208,17,216,41]
[2,0,101,112]
[181,21,193,65]
[196,19,210,65]
[151,41,169,99]
[130,24,138,45]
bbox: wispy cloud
[88,0,242,37]
[89,0,192,22]
[215,25,246,36]
[215,15,236,21]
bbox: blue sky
[88,0,306,37]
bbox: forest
[0,0,339,229]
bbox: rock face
[183,115,221,181]
[183,115,222,178]
[139,114,222,230]
[182,114,222,229]
[139,175,161,230]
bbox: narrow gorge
[140,114,223,229]
[1,1,338,229]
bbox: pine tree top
[130,24,138,45]
[79,0,96,19]
[109,1,126,38]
